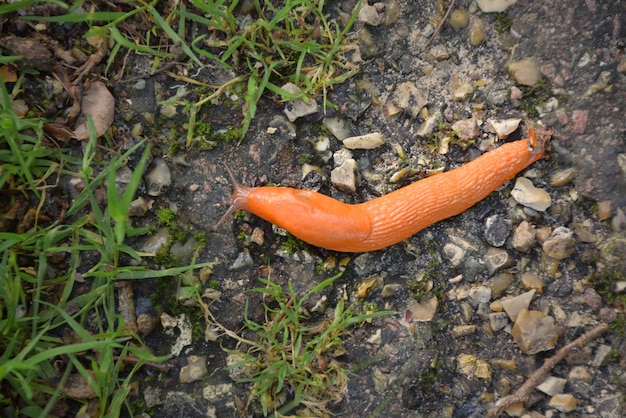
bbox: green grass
[0,78,215,416]
[12,0,362,145]
[200,273,396,417]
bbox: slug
[216,128,548,252]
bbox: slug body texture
[222,132,547,252]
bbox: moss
[493,12,513,34]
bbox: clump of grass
[199,273,395,417]
[0,78,215,416]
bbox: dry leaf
[72,81,115,140]
[62,371,97,399]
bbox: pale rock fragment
[406,296,438,322]
[452,82,473,101]
[542,226,575,259]
[489,118,521,139]
[457,354,492,380]
[179,355,208,383]
[282,82,318,122]
[548,393,577,412]
[452,117,480,140]
[508,57,541,86]
[512,221,536,253]
[511,177,552,211]
[331,159,358,193]
[512,309,561,355]
[500,289,535,321]
[536,375,567,396]
[387,82,427,118]
[343,132,385,149]
[145,158,172,196]
[476,0,518,13]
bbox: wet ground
[132,0,626,417]
[4,0,626,417]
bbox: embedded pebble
[486,273,514,296]
[406,296,438,322]
[203,383,233,403]
[343,132,385,149]
[282,82,318,122]
[500,290,536,321]
[489,118,521,139]
[476,0,518,13]
[145,158,172,196]
[137,313,155,337]
[489,312,509,332]
[512,309,560,355]
[484,215,512,247]
[512,221,536,253]
[323,116,351,140]
[443,242,466,267]
[568,366,592,383]
[550,167,576,187]
[485,247,513,275]
[571,109,589,134]
[592,344,613,367]
[452,325,476,338]
[573,221,597,243]
[160,104,177,118]
[520,272,544,294]
[597,200,612,220]
[449,9,469,30]
[141,228,170,254]
[469,18,488,46]
[468,286,492,306]
[179,355,208,383]
[430,44,450,61]
[229,249,253,270]
[548,393,577,413]
[457,354,492,380]
[358,3,383,26]
[170,237,197,265]
[386,82,427,118]
[452,82,473,101]
[511,177,552,211]
[451,117,480,140]
[128,196,149,217]
[542,226,575,259]
[416,110,442,138]
[250,227,265,246]
[331,159,358,193]
[537,376,567,396]
[508,58,541,86]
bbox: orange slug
[216,128,549,252]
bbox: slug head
[214,164,253,230]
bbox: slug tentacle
[213,164,254,231]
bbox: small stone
[592,344,613,367]
[537,376,567,396]
[573,221,597,243]
[331,159,358,193]
[615,281,626,293]
[501,289,536,321]
[512,309,560,355]
[387,82,427,118]
[282,83,318,122]
[452,325,476,338]
[476,0,518,13]
[179,355,208,383]
[489,312,509,331]
[137,313,155,337]
[203,383,233,403]
[343,132,385,149]
[520,272,544,294]
[486,273,514,296]
[468,286,492,306]
[597,200,612,220]
[550,167,576,187]
[542,226,575,259]
[141,228,170,254]
[484,215,512,247]
[128,196,149,217]
[406,296,438,322]
[452,117,480,140]
[510,86,523,100]
[511,177,552,211]
[571,109,589,134]
[430,44,450,61]
[452,82,473,101]
[416,110,442,138]
[457,354,492,380]
[230,249,253,270]
[485,247,513,275]
[489,118,521,139]
[160,104,177,118]
[568,366,592,383]
[508,58,541,86]
[145,158,172,196]
[358,3,383,26]
[548,393,577,413]
[323,116,351,140]
[491,358,517,370]
[449,9,469,29]
[469,18,488,46]
[512,221,536,253]
[250,227,265,245]
[143,386,162,408]
[443,242,466,267]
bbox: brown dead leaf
[63,370,97,399]
[0,64,18,82]
[72,81,115,140]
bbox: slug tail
[214,164,253,231]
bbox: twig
[426,0,457,48]
[486,322,610,417]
